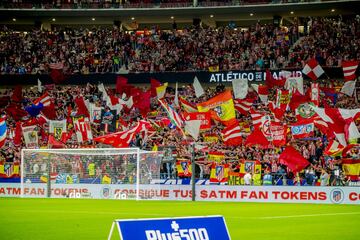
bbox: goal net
[21,148,163,200]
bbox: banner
[2,183,358,204]
[183,112,211,130]
[89,104,103,123]
[73,116,93,143]
[22,125,38,148]
[101,109,116,133]
[270,122,287,146]
[49,120,67,140]
[291,121,314,139]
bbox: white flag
[22,125,38,148]
[185,120,202,140]
[37,79,42,93]
[285,76,304,94]
[174,82,179,107]
[193,77,205,98]
[232,78,248,99]
[341,80,356,97]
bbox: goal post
[20,148,163,200]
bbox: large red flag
[74,96,90,118]
[342,60,359,81]
[150,78,161,97]
[13,122,22,146]
[265,69,285,88]
[244,128,270,148]
[11,85,23,103]
[5,103,28,121]
[279,146,309,173]
[116,76,128,94]
[221,122,242,146]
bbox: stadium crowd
[0,16,359,186]
[0,73,359,186]
[1,16,359,75]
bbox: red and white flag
[311,106,360,146]
[341,60,359,96]
[233,98,255,115]
[324,139,345,156]
[221,122,242,146]
[94,120,152,148]
[179,97,197,113]
[250,109,264,129]
[159,99,184,128]
[251,84,268,103]
[22,125,38,148]
[33,92,52,107]
[73,117,93,143]
[310,83,320,106]
[302,58,324,80]
[342,60,359,81]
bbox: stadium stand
[0,1,359,187]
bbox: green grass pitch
[0,198,359,240]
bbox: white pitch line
[255,212,360,220]
[12,209,167,217]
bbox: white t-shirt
[244,173,252,185]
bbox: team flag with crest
[291,120,315,139]
[49,120,67,140]
[176,159,192,177]
[22,125,39,148]
[239,160,262,177]
[197,90,236,125]
[210,163,229,183]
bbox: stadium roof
[0,0,358,29]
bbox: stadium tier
[0,1,359,240]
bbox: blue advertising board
[108,215,230,240]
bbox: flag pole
[191,142,196,202]
[354,78,358,104]
[158,98,187,138]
